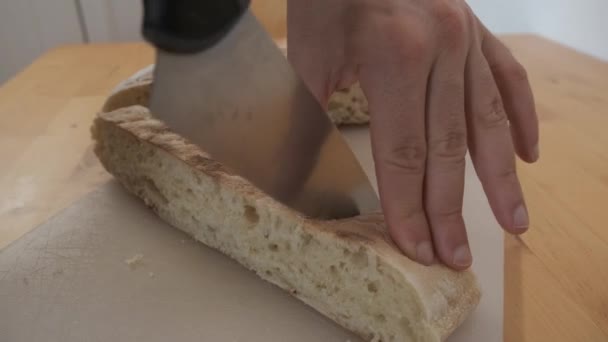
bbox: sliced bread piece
[91,105,480,342]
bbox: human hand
[287,0,539,270]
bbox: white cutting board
[0,126,503,341]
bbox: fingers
[359,58,435,265]
[425,49,471,268]
[481,28,539,163]
[465,39,529,234]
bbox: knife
[142,0,380,219]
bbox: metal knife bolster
[142,0,380,219]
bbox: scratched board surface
[0,126,502,341]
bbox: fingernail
[532,144,540,161]
[452,244,472,268]
[513,204,529,230]
[416,241,434,265]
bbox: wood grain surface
[0,13,606,340]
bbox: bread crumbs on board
[124,253,144,269]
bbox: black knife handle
[142,0,250,54]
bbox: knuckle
[491,61,529,84]
[385,22,432,62]
[507,62,529,83]
[377,137,427,175]
[432,0,467,40]
[498,166,517,179]
[429,128,467,161]
[495,165,520,187]
[428,207,463,222]
[399,36,430,62]
[355,6,433,63]
[476,96,509,128]
[480,161,518,184]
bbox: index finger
[359,58,434,265]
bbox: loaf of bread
[92,62,480,341]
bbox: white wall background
[78,0,142,42]
[468,0,608,61]
[530,0,608,62]
[0,0,84,83]
[467,0,533,33]
[1,0,607,84]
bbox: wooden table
[1,35,607,341]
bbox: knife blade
[142,0,379,219]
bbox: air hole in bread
[399,318,414,339]
[367,281,379,293]
[141,176,168,204]
[269,243,278,251]
[328,101,341,111]
[301,232,312,247]
[244,205,259,224]
[329,265,337,275]
[351,247,368,268]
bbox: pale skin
[287,0,539,270]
